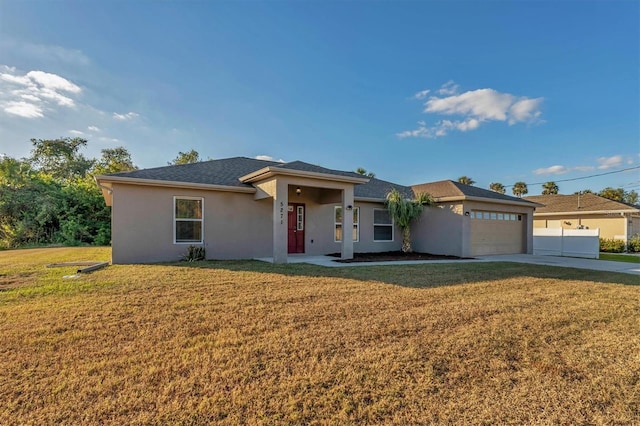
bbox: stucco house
[524,193,640,242]
[96,157,539,264]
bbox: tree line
[456,176,638,204]
[0,138,202,249]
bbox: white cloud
[98,136,120,143]
[88,125,101,132]
[437,80,460,96]
[398,82,543,139]
[533,165,570,175]
[574,166,595,172]
[113,112,139,120]
[533,155,629,176]
[26,71,81,93]
[69,129,85,135]
[413,89,430,100]
[3,101,43,118]
[256,155,285,163]
[597,155,623,170]
[0,66,81,118]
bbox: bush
[627,235,640,253]
[599,238,626,253]
[182,245,206,262]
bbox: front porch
[240,165,369,264]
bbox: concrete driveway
[478,254,640,276]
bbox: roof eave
[95,175,256,193]
[239,167,370,184]
[432,195,541,207]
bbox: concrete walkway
[256,254,640,275]
[478,254,640,276]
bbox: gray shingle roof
[355,177,414,199]
[104,158,531,205]
[277,161,364,179]
[103,156,410,199]
[106,157,280,188]
[412,180,539,205]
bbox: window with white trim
[334,206,359,242]
[174,197,203,244]
[373,209,393,241]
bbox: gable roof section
[412,180,540,207]
[524,194,640,215]
[96,156,413,200]
[356,177,414,200]
[100,157,280,188]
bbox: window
[470,210,522,222]
[297,206,304,231]
[335,206,359,242]
[174,197,203,243]
[374,209,393,241]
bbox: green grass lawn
[599,252,640,263]
[1,247,639,425]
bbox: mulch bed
[328,251,468,263]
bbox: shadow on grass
[162,260,640,289]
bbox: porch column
[341,186,354,260]
[273,179,289,263]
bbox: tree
[624,190,639,206]
[0,156,33,186]
[542,181,559,195]
[0,137,129,249]
[598,187,625,202]
[169,149,202,165]
[457,176,475,185]
[512,181,528,198]
[574,189,593,195]
[29,137,94,180]
[92,147,137,175]
[355,167,375,178]
[385,188,433,253]
[489,182,506,194]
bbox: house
[95,157,539,264]
[524,193,640,242]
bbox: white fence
[533,228,600,259]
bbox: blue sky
[0,0,638,195]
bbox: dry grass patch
[1,248,639,425]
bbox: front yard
[1,247,638,424]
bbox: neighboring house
[524,193,640,242]
[96,157,538,264]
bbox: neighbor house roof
[96,156,414,201]
[412,180,540,207]
[524,194,640,215]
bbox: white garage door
[470,211,526,256]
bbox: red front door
[288,203,305,253]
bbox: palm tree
[512,181,528,198]
[385,189,433,253]
[355,167,375,178]
[457,176,475,185]
[542,181,559,195]
[489,182,506,194]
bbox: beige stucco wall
[532,214,632,240]
[412,203,465,257]
[111,183,274,263]
[309,201,402,255]
[110,182,401,263]
[412,201,535,257]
